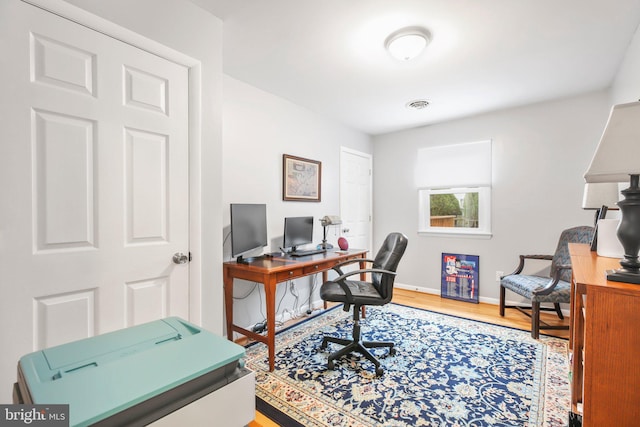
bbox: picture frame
[283,154,321,202]
[441,253,480,303]
[590,205,608,251]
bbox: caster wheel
[389,347,397,356]
[375,367,384,377]
[320,342,327,350]
[327,360,335,370]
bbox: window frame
[418,186,492,238]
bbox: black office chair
[319,232,408,376]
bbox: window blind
[416,140,492,188]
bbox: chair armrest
[507,254,553,276]
[333,268,397,283]
[533,263,571,296]
[331,258,375,275]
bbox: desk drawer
[276,268,304,281]
[303,264,323,275]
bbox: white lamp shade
[584,101,640,183]
[582,182,621,209]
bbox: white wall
[372,91,611,303]
[222,76,371,332]
[611,22,640,105]
[60,0,225,333]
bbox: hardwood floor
[248,288,570,427]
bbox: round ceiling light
[385,26,431,61]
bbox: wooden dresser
[569,243,640,426]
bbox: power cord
[233,282,258,300]
[307,275,318,314]
[247,278,322,335]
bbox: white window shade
[416,140,492,188]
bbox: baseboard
[393,282,571,316]
[276,301,327,324]
[393,282,498,305]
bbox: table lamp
[584,101,640,284]
[319,215,342,249]
[581,182,621,250]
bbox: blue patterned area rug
[245,303,570,427]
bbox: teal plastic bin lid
[18,317,245,426]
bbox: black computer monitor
[230,204,268,263]
[283,216,313,252]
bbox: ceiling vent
[406,100,430,110]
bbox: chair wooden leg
[499,285,506,316]
[531,301,540,339]
[554,303,564,319]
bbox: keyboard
[290,249,326,257]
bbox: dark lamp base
[611,173,640,284]
[607,268,640,285]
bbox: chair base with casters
[320,303,396,377]
[499,226,593,339]
[319,232,408,376]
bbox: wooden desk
[569,243,640,426]
[223,249,368,371]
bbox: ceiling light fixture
[385,26,431,61]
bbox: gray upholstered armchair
[499,226,594,339]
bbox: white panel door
[0,1,190,401]
[340,148,372,253]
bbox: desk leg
[322,270,328,309]
[359,257,367,318]
[223,268,234,342]
[265,277,277,371]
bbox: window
[418,187,491,236]
[416,140,492,237]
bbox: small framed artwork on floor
[441,253,479,303]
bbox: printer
[13,317,254,426]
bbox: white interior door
[0,1,190,401]
[340,148,372,254]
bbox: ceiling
[189,0,640,135]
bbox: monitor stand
[236,255,263,264]
[278,246,295,255]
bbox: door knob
[173,252,190,264]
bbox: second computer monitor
[283,216,313,251]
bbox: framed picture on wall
[283,154,321,202]
[441,253,480,303]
